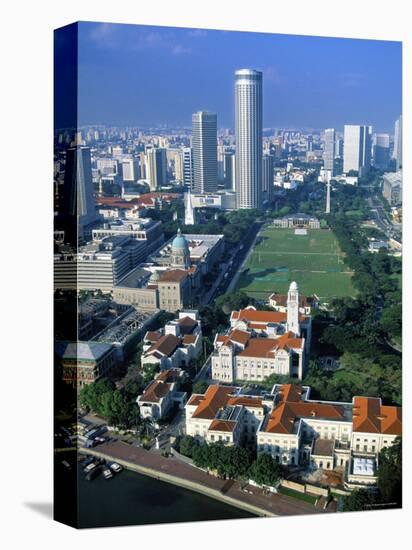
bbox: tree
[179,436,197,458]
[343,489,377,512]
[377,437,402,506]
[142,363,160,385]
[192,380,209,394]
[216,291,251,315]
[249,454,281,487]
[380,304,402,341]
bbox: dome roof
[172,228,189,251]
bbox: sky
[70,21,402,133]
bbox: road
[366,191,402,243]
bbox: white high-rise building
[235,69,263,209]
[323,128,336,174]
[393,116,402,171]
[192,111,218,194]
[182,147,194,189]
[343,125,372,177]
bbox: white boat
[103,468,113,480]
[109,462,123,473]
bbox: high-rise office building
[182,147,194,189]
[335,138,344,159]
[373,134,390,170]
[343,125,372,177]
[323,128,336,174]
[61,146,96,240]
[146,147,167,190]
[262,154,274,203]
[192,111,218,194]
[235,69,263,209]
[393,115,402,171]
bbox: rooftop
[352,396,402,435]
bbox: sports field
[236,227,356,301]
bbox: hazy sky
[74,21,402,133]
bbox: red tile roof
[236,332,303,358]
[191,385,238,420]
[146,334,181,357]
[158,269,188,283]
[264,400,345,434]
[352,397,402,435]
[209,419,237,433]
[182,334,197,345]
[144,331,162,343]
[140,380,172,403]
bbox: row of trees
[179,436,281,487]
[79,378,141,429]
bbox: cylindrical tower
[235,69,263,209]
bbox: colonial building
[256,384,401,490]
[211,283,311,382]
[113,229,224,313]
[137,368,187,421]
[55,341,116,389]
[273,213,320,229]
[185,384,266,448]
[185,382,402,491]
[141,310,202,370]
[269,290,319,315]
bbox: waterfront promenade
[80,441,329,517]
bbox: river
[78,465,255,528]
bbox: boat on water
[109,462,123,473]
[102,468,113,480]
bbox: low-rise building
[185,384,267,448]
[212,283,312,383]
[256,384,401,490]
[55,341,116,389]
[273,213,320,229]
[382,171,402,206]
[269,292,319,314]
[137,368,187,421]
[141,310,202,370]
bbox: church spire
[184,190,196,226]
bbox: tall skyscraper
[235,69,263,209]
[393,115,402,171]
[60,146,96,241]
[182,147,194,190]
[192,111,218,194]
[343,125,372,177]
[373,133,390,170]
[323,128,336,174]
[146,147,167,190]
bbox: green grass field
[236,227,356,301]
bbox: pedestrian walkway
[84,441,330,517]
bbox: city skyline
[70,22,402,133]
